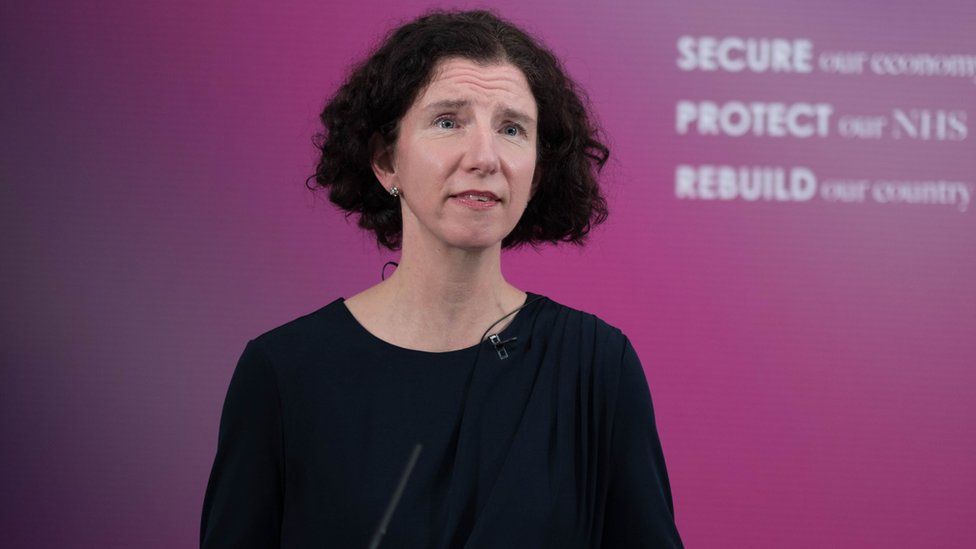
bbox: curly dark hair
[307,9,609,250]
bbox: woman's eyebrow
[423,99,469,111]
[423,99,535,125]
[499,107,535,126]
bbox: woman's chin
[449,239,502,252]
[441,231,505,251]
[405,221,513,252]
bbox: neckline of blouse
[337,291,544,358]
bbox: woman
[201,9,683,548]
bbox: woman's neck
[344,244,527,353]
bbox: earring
[389,186,400,198]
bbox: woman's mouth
[451,193,500,210]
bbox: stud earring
[389,186,400,198]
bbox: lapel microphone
[487,334,518,360]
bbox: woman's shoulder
[528,294,637,382]
[535,293,630,343]
[244,297,354,364]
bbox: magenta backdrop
[2,1,974,547]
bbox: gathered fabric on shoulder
[200,292,683,548]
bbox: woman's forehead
[414,57,537,116]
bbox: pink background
[2,1,973,547]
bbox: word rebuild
[675,165,817,202]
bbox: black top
[200,292,683,548]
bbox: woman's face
[374,57,539,252]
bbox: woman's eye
[503,124,525,137]
[435,118,457,129]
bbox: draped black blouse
[200,292,683,548]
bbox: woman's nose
[462,127,500,175]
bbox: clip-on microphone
[488,334,518,360]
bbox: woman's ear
[369,132,396,189]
